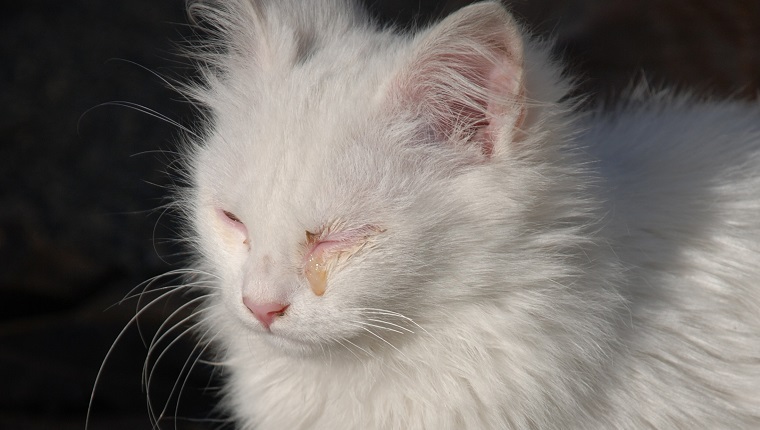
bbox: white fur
[180,0,760,428]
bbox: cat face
[192,98,464,355]
[187,0,530,357]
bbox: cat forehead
[196,65,403,219]
[209,35,403,146]
[198,32,412,176]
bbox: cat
[178,0,760,428]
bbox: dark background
[2,0,758,429]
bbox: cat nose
[243,297,289,329]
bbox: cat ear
[391,2,525,157]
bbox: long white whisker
[125,276,218,307]
[355,308,431,336]
[173,327,224,430]
[123,281,217,304]
[341,338,374,359]
[85,285,198,430]
[353,325,409,361]
[334,339,355,359]
[110,269,197,311]
[145,309,211,426]
[318,340,330,364]
[364,318,414,334]
[167,322,217,429]
[104,58,199,108]
[142,296,211,425]
[144,296,209,388]
[133,269,215,347]
[353,320,405,335]
[146,295,209,357]
[82,100,198,137]
[117,268,217,347]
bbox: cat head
[184,0,578,357]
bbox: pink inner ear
[480,60,526,156]
[418,54,524,158]
[392,2,525,158]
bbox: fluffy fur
[180,0,760,428]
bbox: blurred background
[2,0,758,429]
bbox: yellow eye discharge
[304,251,328,296]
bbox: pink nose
[243,297,289,329]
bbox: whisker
[145,308,211,426]
[354,308,431,336]
[364,318,414,334]
[103,58,198,107]
[335,338,360,361]
[151,203,179,267]
[172,334,226,430]
[122,281,215,305]
[341,338,374,359]
[85,285,201,430]
[318,340,330,364]
[144,296,209,387]
[352,325,409,361]
[125,269,218,348]
[169,322,218,429]
[79,100,198,137]
[353,320,405,335]
[119,268,218,306]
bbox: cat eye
[217,208,249,244]
[223,210,243,224]
[302,225,385,297]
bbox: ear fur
[392,1,525,157]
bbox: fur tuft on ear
[392,1,525,157]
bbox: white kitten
[181,0,760,428]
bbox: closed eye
[223,210,243,224]
[217,208,249,242]
[302,224,385,296]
